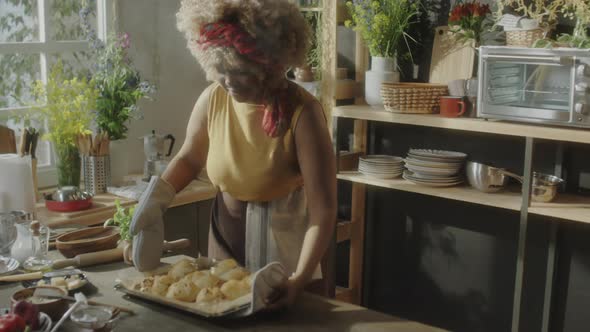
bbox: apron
[208,187,322,279]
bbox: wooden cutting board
[0,125,16,154]
[429,26,476,84]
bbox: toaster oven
[477,46,590,128]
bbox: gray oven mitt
[229,262,287,317]
[130,176,176,271]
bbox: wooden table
[0,255,447,332]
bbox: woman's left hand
[264,276,305,311]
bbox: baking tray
[115,257,253,318]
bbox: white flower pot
[109,139,129,186]
[365,56,400,107]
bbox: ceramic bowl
[10,286,68,321]
[56,226,120,258]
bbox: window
[0,0,110,187]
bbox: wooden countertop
[38,180,217,228]
[0,255,448,332]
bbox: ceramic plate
[405,164,461,176]
[360,170,403,179]
[403,173,463,187]
[408,149,467,160]
[360,155,404,164]
[23,273,90,294]
[404,157,463,169]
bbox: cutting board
[429,26,476,84]
[0,125,16,154]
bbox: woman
[130,0,336,310]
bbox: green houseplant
[92,33,155,141]
[31,61,98,187]
[345,0,420,106]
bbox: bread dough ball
[166,279,199,302]
[196,287,222,303]
[220,279,250,300]
[210,259,238,277]
[219,268,250,282]
[151,275,174,296]
[168,259,197,281]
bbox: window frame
[0,0,114,188]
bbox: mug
[440,96,466,118]
[448,79,466,96]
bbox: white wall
[115,0,209,175]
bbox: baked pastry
[166,279,199,302]
[151,275,174,296]
[168,259,197,281]
[220,279,250,300]
[219,267,250,282]
[196,287,222,303]
[210,259,238,277]
[186,271,221,290]
[138,276,155,293]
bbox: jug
[0,212,17,260]
[11,219,50,265]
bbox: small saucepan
[466,162,564,202]
[465,161,522,193]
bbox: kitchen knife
[51,239,191,269]
[0,268,83,282]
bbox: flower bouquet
[448,1,492,48]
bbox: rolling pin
[51,239,191,269]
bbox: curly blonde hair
[176,0,311,83]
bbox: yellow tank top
[206,83,304,202]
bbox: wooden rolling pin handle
[52,248,124,269]
[162,239,190,252]
[0,271,43,282]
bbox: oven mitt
[229,262,287,317]
[130,176,176,271]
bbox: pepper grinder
[22,221,52,272]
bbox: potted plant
[104,200,136,264]
[295,11,323,83]
[31,61,98,188]
[448,1,492,49]
[555,0,590,47]
[495,0,564,46]
[346,0,420,106]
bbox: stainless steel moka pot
[141,130,175,181]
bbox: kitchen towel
[0,154,36,213]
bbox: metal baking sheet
[114,257,252,318]
[115,281,251,318]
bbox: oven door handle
[482,54,575,65]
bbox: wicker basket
[505,29,546,47]
[380,83,449,114]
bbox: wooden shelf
[338,171,522,211]
[529,194,590,224]
[338,171,590,224]
[333,105,590,144]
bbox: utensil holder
[82,155,111,195]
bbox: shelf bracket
[512,136,534,332]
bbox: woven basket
[505,29,546,47]
[381,83,449,114]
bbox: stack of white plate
[359,155,404,179]
[403,149,467,187]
